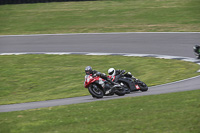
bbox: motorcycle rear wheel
[88,84,103,98]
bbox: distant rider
[193,45,200,59]
[194,45,200,53]
[85,66,120,94]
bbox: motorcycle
[108,70,148,93]
[193,45,200,59]
[84,74,126,98]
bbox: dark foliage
[0,0,97,5]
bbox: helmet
[85,66,92,75]
[108,68,116,76]
[194,45,200,51]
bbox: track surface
[0,32,200,112]
[1,32,200,57]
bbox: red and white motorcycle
[84,74,126,98]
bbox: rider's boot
[105,89,111,95]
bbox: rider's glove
[96,72,101,76]
[121,70,126,74]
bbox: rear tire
[88,84,103,98]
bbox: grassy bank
[0,54,199,105]
[0,90,199,133]
[0,0,200,35]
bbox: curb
[0,32,200,37]
[1,52,200,72]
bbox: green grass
[0,54,199,105]
[0,89,199,133]
[0,0,200,35]
[0,1,199,132]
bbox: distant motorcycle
[108,70,148,93]
[84,74,126,98]
[193,45,200,59]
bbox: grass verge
[0,0,200,35]
[0,54,199,105]
[0,89,199,133]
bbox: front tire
[114,87,126,96]
[138,81,148,92]
[88,84,103,98]
[195,53,200,59]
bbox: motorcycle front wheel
[194,53,200,59]
[88,84,103,98]
[114,87,126,96]
[138,81,148,92]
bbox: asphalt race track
[0,32,200,112]
[1,32,200,58]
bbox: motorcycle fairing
[117,77,137,91]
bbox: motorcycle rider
[193,45,200,53]
[193,45,200,58]
[85,66,120,94]
[108,68,135,81]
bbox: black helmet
[85,66,92,75]
[194,45,200,51]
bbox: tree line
[0,0,96,5]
